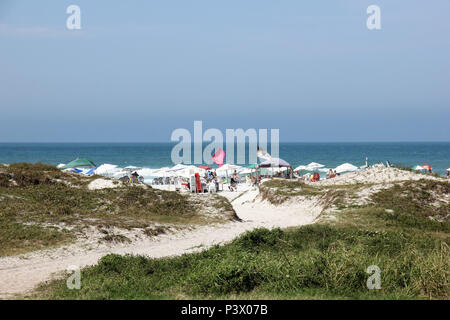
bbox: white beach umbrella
[216,164,242,176]
[334,163,358,174]
[151,167,173,178]
[175,165,206,178]
[216,164,242,171]
[153,166,171,173]
[239,168,254,175]
[293,165,307,172]
[305,162,325,171]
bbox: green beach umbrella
[60,158,96,170]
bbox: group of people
[205,170,220,191]
[326,169,338,179]
[273,168,294,179]
[300,169,340,183]
[119,171,144,184]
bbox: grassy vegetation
[0,218,73,256]
[259,179,366,208]
[0,163,237,256]
[35,179,450,300]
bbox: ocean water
[0,142,449,176]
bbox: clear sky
[1,0,449,142]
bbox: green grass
[0,217,73,256]
[35,179,450,300]
[0,163,237,256]
[259,179,365,208]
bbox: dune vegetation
[0,163,237,257]
[35,178,449,300]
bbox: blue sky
[1,0,449,142]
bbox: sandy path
[0,187,322,299]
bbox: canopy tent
[258,158,290,168]
[334,163,358,174]
[412,165,426,171]
[60,158,96,170]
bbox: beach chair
[207,182,217,193]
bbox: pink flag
[211,148,225,167]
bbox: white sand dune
[313,166,440,186]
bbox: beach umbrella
[259,158,290,168]
[216,164,242,174]
[60,158,96,170]
[153,166,171,173]
[412,165,426,171]
[198,166,212,170]
[216,164,241,171]
[176,165,206,178]
[168,164,189,172]
[293,165,307,172]
[239,168,253,175]
[421,164,432,170]
[334,163,358,174]
[447,168,450,171]
[216,164,242,177]
[305,162,325,171]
